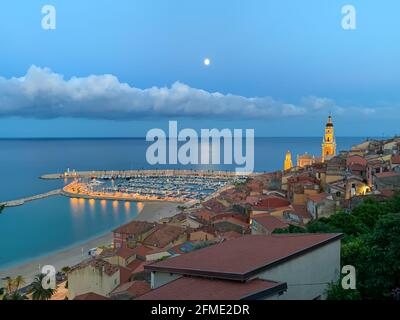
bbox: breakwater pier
[0,189,62,208]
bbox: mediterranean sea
[0,137,364,269]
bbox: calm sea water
[0,137,364,269]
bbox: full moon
[203,58,211,66]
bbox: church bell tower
[284,150,293,171]
[322,115,336,162]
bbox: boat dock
[0,189,62,208]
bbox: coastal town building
[251,196,291,214]
[373,171,400,190]
[212,216,249,234]
[113,221,156,249]
[68,259,131,300]
[297,153,316,168]
[189,229,216,242]
[284,115,337,170]
[306,193,335,219]
[142,224,187,249]
[391,155,400,171]
[141,233,342,300]
[251,214,289,235]
[287,204,313,224]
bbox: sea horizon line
[0,136,385,140]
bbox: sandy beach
[0,201,179,285]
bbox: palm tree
[13,275,25,291]
[4,277,15,294]
[61,266,70,274]
[1,276,27,300]
[30,274,55,300]
[3,291,27,300]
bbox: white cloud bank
[0,66,375,120]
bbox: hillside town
[43,117,398,301]
[3,118,400,300]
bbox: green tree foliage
[30,274,55,300]
[326,280,362,300]
[1,275,27,300]
[273,224,307,234]
[361,213,400,299]
[276,192,400,299]
[2,291,28,300]
[61,266,71,274]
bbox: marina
[62,172,247,202]
[0,170,248,210]
[41,169,256,180]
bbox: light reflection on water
[137,201,144,213]
[0,196,139,270]
[124,201,131,215]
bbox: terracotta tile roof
[392,155,400,164]
[71,259,119,277]
[112,280,150,298]
[346,155,367,166]
[145,233,342,280]
[131,245,153,257]
[203,199,226,213]
[126,259,144,272]
[288,175,318,185]
[136,277,286,300]
[113,220,155,235]
[120,266,132,284]
[127,260,151,274]
[74,292,110,300]
[143,224,186,248]
[116,247,137,259]
[192,209,214,221]
[252,215,289,232]
[252,196,291,211]
[212,217,249,228]
[292,205,312,220]
[245,196,260,205]
[307,192,329,203]
[268,205,294,214]
[98,247,118,259]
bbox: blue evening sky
[0,0,399,137]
